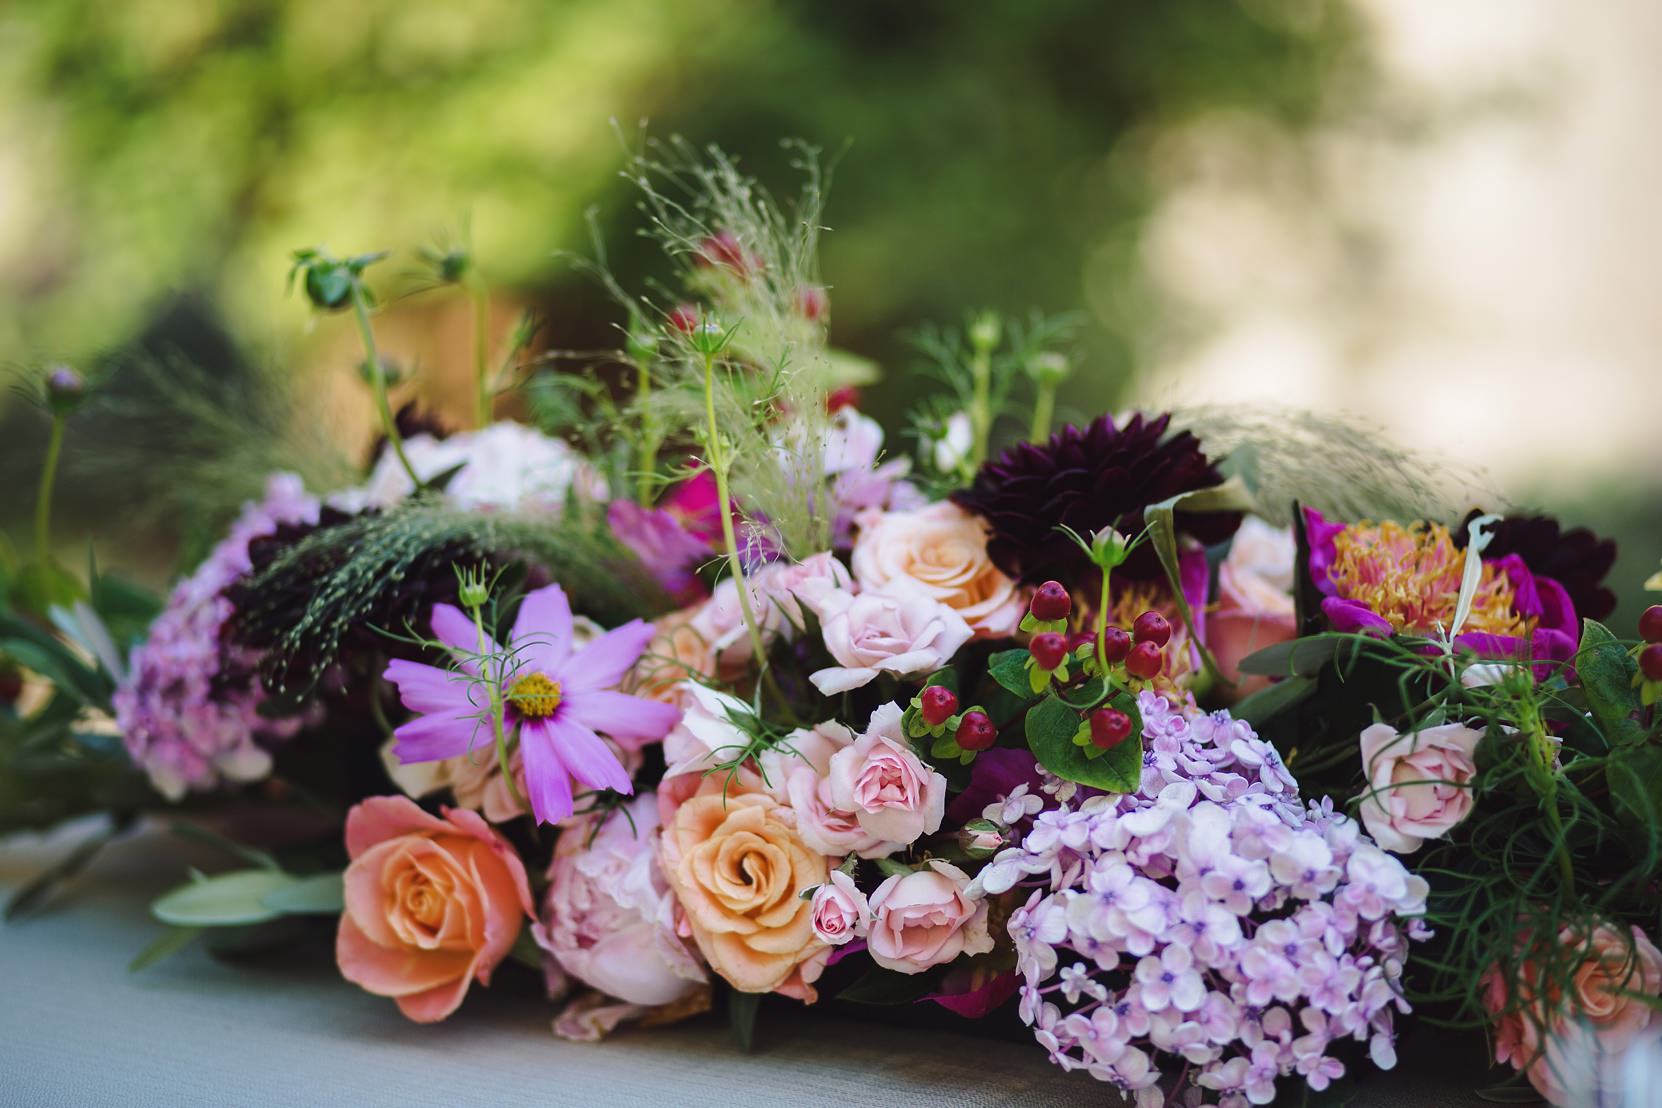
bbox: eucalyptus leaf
[1025,692,1142,792]
[260,872,344,915]
[1233,675,1317,727]
[152,870,297,927]
[128,926,203,973]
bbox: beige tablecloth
[0,822,1502,1107]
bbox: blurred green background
[2,0,1657,622]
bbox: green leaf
[128,926,203,973]
[1058,676,1109,710]
[987,648,1037,699]
[168,822,281,872]
[923,668,959,693]
[1607,744,1662,836]
[836,966,937,1005]
[1233,676,1317,727]
[260,872,344,915]
[151,870,297,927]
[509,928,544,971]
[1025,692,1142,792]
[1237,633,1358,678]
[873,857,913,879]
[728,989,762,1051]
[1143,479,1254,684]
[1578,620,1644,747]
[4,816,128,920]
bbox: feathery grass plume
[584,133,846,559]
[1171,405,1496,528]
[38,348,355,547]
[228,497,666,699]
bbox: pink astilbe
[383,584,678,825]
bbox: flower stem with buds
[968,338,993,471]
[349,284,420,489]
[635,354,657,507]
[702,349,771,676]
[1029,378,1056,445]
[464,592,528,815]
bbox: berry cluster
[1641,605,1662,682]
[909,683,998,760]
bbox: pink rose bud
[810,870,871,946]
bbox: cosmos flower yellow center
[508,672,562,718]
[1328,520,1530,637]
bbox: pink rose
[1483,923,1662,1105]
[759,720,890,858]
[810,871,871,946]
[1355,722,1484,854]
[867,860,994,974]
[336,795,534,1022]
[851,502,1024,637]
[825,703,947,847]
[808,581,973,695]
[533,793,705,1008]
[1207,517,1299,700]
[821,408,886,475]
[756,551,853,630]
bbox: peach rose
[1207,516,1299,700]
[1483,923,1662,1105]
[825,703,946,848]
[658,782,831,997]
[867,859,994,974]
[1355,721,1484,854]
[336,795,534,1022]
[808,580,973,695]
[851,502,1023,637]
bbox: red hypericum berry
[920,685,959,727]
[1030,580,1072,623]
[798,284,829,322]
[1132,610,1172,648]
[1030,632,1069,671]
[1067,630,1097,653]
[668,304,699,334]
[696,231,749,273]
[956,710,997,751]
[1090,707,1133,750]
[1125,641,1164,680]
[825,384,860,413]
[1642,644,1662,683]
[1641,605,1662,644]
[1100,626,1132,664]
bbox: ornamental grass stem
[701,350,770,677]
[969,341,992,470]
[33,413,64,568]
[636,352,657,506]
[350,285,420,490]
[467,598,528,815]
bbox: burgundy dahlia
[952,412,1240,585]
[1458,510,1618,621]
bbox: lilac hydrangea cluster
[974,692,1431,1107]
[114,474,319,800]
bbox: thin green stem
[1029,379,1055,445]
[350,286,420,489]
[1095,565,1113,677]
[702,352,771,676]
[471,279,491,429]
[636,353,657,506]
[33,414,64,567]
[469,601,527,815]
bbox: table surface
[0,822,1512,1108]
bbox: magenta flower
[383,584,679,825]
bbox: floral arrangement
[5,139,1660,1107]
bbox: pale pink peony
[825,703,947,847]
[851,502,1024,637]
[1207,516,1300,699]
[866,860,994,974]
[533,793,705,1007]
[810,871,871,946]
[1355,721,1484,854]
[336,796,534,1022]
[807,581,972,695]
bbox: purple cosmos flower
[383,584,678,825]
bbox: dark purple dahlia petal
[1458,510,1618,622]
[953,412,1241,586]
